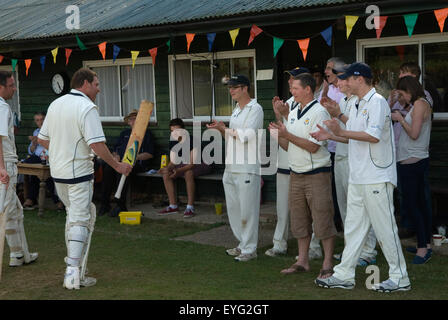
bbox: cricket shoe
[63,266,80,290]
[226,247,241,256]
[371,279,411,293]
[315,276,355,290]
[357,257,376,267]
[80,277,97,287]
[265,248,287,257]
[234,252,257,262]
[9,252,39,267]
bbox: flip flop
[280,263,310,275]
[318,268,334,279]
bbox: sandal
[280,263,310,275]
[318,268,334,279]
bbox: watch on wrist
[337,113,344,120]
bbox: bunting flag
[11,59,18,72]
[320,26,332,46]
[65,48,72,65]
[40,56,46,72]
[273,37,284,58]
[113,45,121,63]
[0,55,3,64]
[51,47,58,64]
[186,33,195,53]
[25,59,31,76]
[375,16,388,39]
[207,33,216,52]
[149,47,157,65]
[434,8,448,32]
[131,51,139,68]
[228,28,240,48]
[166,39,171,52]
[98,41,107,60]
[345,16,359,39]
[248,24,263,46]
[395,45,405,61]
[403,13,418,37]
[76,35,87,50]
[297,38,310,61]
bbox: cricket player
[312,63,410,292]
[38,68,132,290]
[0,71,38,268]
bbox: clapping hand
[321,97,341,118]
[324,118,342,136]
[310,124,332,142]
[268,121,288,139]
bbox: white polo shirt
[286,100,331,174]
[38,89,106,181]
[346,88,396,186]
[335,95,357,160]
[277,96,299,172]
[225,99,264,175]
[0,97,18,163]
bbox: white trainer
[9,252,39,267]
[265,248,287,257]
[234,252,257,262]
[80,277,97,287]
[63,266,80,290]
[226,247,241,257]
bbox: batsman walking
[38,68,132,290]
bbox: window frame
[357,32,448,120]
[168,49,257,122]
[83,57,157,122]
[0,65,20,120]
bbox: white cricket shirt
[0,97,18,163]
[334,95,357,160]
[277,96,299,172]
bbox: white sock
[186,205,194,211]
[169,204,178,209]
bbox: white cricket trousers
[223,171,261,255]
[335,157,377,260]
[333,182,410,286]
[273,172,289,252]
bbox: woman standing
[392,76,432,264]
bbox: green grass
[1,209,448,300]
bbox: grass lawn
[1,209,448,300]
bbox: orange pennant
[149,47,157,65]
[434,8,448,32]
[65,48,72,65]
[0,55,3,64]
[186,33,195,53]
[297,38,310,61]
[98,41,107,60]
[25,59,32,76]
[375,16,388,39]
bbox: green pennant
[403,13,418,37]
[166,39,171,52]
[76,35,87,50]
[273,37,284,58]
[11,59,18,71]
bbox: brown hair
[399,62,421,79]
[0,71,13,87]
[293,73,316,93]
[396,76,425,104]
[70,68,97,89]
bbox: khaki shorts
[288,171,337,240]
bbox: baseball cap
[332,64,350,75]
[337,62,372,80]
[226,74,250,87]
[284,67,310,77]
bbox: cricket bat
[114,100,154,199]
[0,183,7,281]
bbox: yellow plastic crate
[118,211,142,225]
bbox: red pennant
[434,8,448,32]
[248,24,263,46]
[375,16,388,39]
[297,38,310,61]
[25,59,32,76]
[65,48,72,65]
[0,55,3,64]
[98,42,107,60]
[149,47,157,66]
[186,34,195,53]
[395,46,405,61]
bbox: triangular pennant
[403,13,418,37]
[434,8,448,33]
[207,33,216,52]
[98,41,107,60]
[25,59,32,76]
[40,56,46,72]
[320,26,332,47]
[186,33,195,53]
[375,16,388,39]
[166,39,171,52]
[297,38,310,61]
[11,59,18,72]
[113,45,120,63]
[65,48,72,65]
[273,37,284,58]
[345,16,359,39]
[51,47,58,64]
[76,35,87,50]
[228,28,240,48]
[149,47,157,66]
[0,55,3,64]
[248,24,263,46]
[131,51,139,68]
[395,46,405,61]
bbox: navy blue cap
[226,74,250,87]
[284,67,310,77]
[337,62,372,80]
